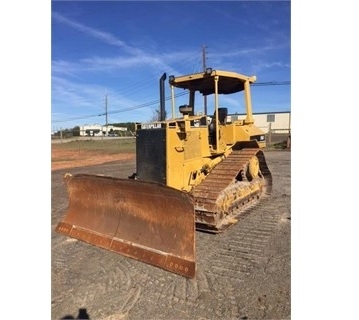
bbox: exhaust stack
[159,73,167,121]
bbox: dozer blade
[56,173,196,278]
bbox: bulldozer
[56,68,272,278]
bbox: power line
[51,81,290,124]
[253,81,290,86]
[52,91,189,124]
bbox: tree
[72,126,80,137]
[150,108,167,122]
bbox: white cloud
[52,12,140,55]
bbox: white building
[79,124,127,137]
[229,111,291,134]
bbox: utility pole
[105,94,108,136]
[202,45,208,115]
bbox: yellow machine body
[56,68,272,278]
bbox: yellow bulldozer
[56,68,272,278]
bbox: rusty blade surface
[56,174,196,278]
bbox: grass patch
[52,138,136,155]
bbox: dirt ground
[51,149,135,171]
[51,149,291,320]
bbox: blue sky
[51,1,291,131]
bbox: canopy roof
[169,70,256,95]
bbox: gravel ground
[51,150,291,320]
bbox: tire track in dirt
[52,246,143,319]
[206,196,285,280]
